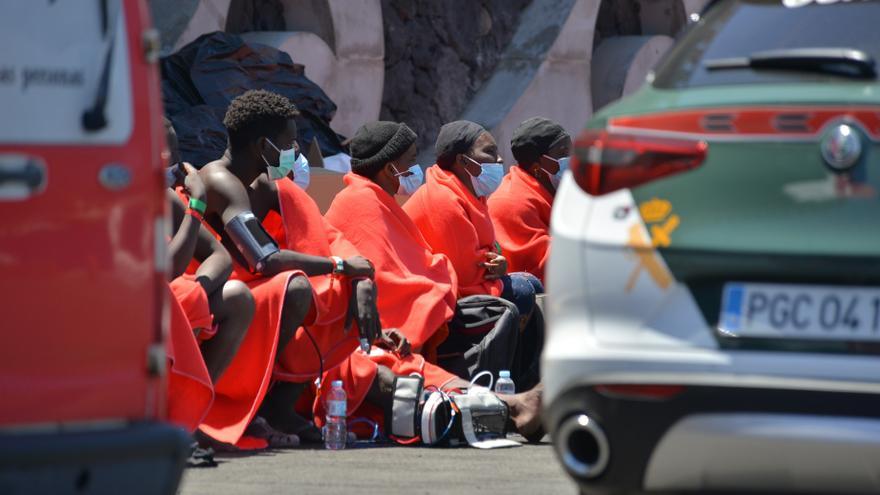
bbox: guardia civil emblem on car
[820,123,862,172]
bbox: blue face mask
[465,157,504,198]
[392,164,423,196]
[544,155,570,189]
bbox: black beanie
[435,120,486,166]
[350,121,417,172]
[511,117,569,165]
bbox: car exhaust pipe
[555,414,610,479]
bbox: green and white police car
[544,1,880,493]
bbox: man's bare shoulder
[200,161,246,194]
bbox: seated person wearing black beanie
[326,121,456,357]
[324,121,544,442]
[488,117,571,283]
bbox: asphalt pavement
[179,435,577,495]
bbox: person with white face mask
[488,117,571,284]
[403,121,543,326]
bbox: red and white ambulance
[0,1,188,493]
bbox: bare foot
[245,416,301,449]
[504,383,544,443]
[259,382,324,443]
[261,407,323,443]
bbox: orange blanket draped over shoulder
[403,166,502,298]
[261,178,362,382]
[487,165,553,282]
[166,285,213,433]
[325,173,458,351]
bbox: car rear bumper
[546,385,880,495]
[0,421,190,495]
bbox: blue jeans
[500,272,544,318]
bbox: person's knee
[522,273,544,294]
[507,273,537,318]
[280,275,313,345]
[223,280,255,320]
[366,365,396,405]
[285,275,312,313]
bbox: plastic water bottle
[495,370,515,395]
[324,380,347,450]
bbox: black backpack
[436,295,520,382]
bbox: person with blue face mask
[488,117,571,284]
[326,121,455,353]
[327,122,528,435]
[403,121,543,333]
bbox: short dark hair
[223,90,299,151]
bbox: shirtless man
[197,90,377,441]
[165,118,253,383]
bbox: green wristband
[188,197,207,215]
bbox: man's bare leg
[258,275,322,441]
[365,365,397,410]
[201,280,254,383]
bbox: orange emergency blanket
[198,268,293,445]
[403,166,502,298]
[487,165,553,282]
[261,178,362,382]
[169,274,216,341]
[324,173,457,351]
[166,285,213,432]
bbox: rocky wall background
[150,0,709,162]
[379,0,530,155]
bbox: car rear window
[652,0,880,89]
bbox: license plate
[719,283,880,341]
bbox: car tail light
[594,384,686,400]
[571,130,708,195]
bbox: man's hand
[480,251,508,280]
[182,163,207,203]
[343,255,375,279]
[377,328,411,357]
[345,278,381,345]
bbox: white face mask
[464,156,504,198]
[292,151,310,190]
[264,138,310,189]
[392,163,424,196]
